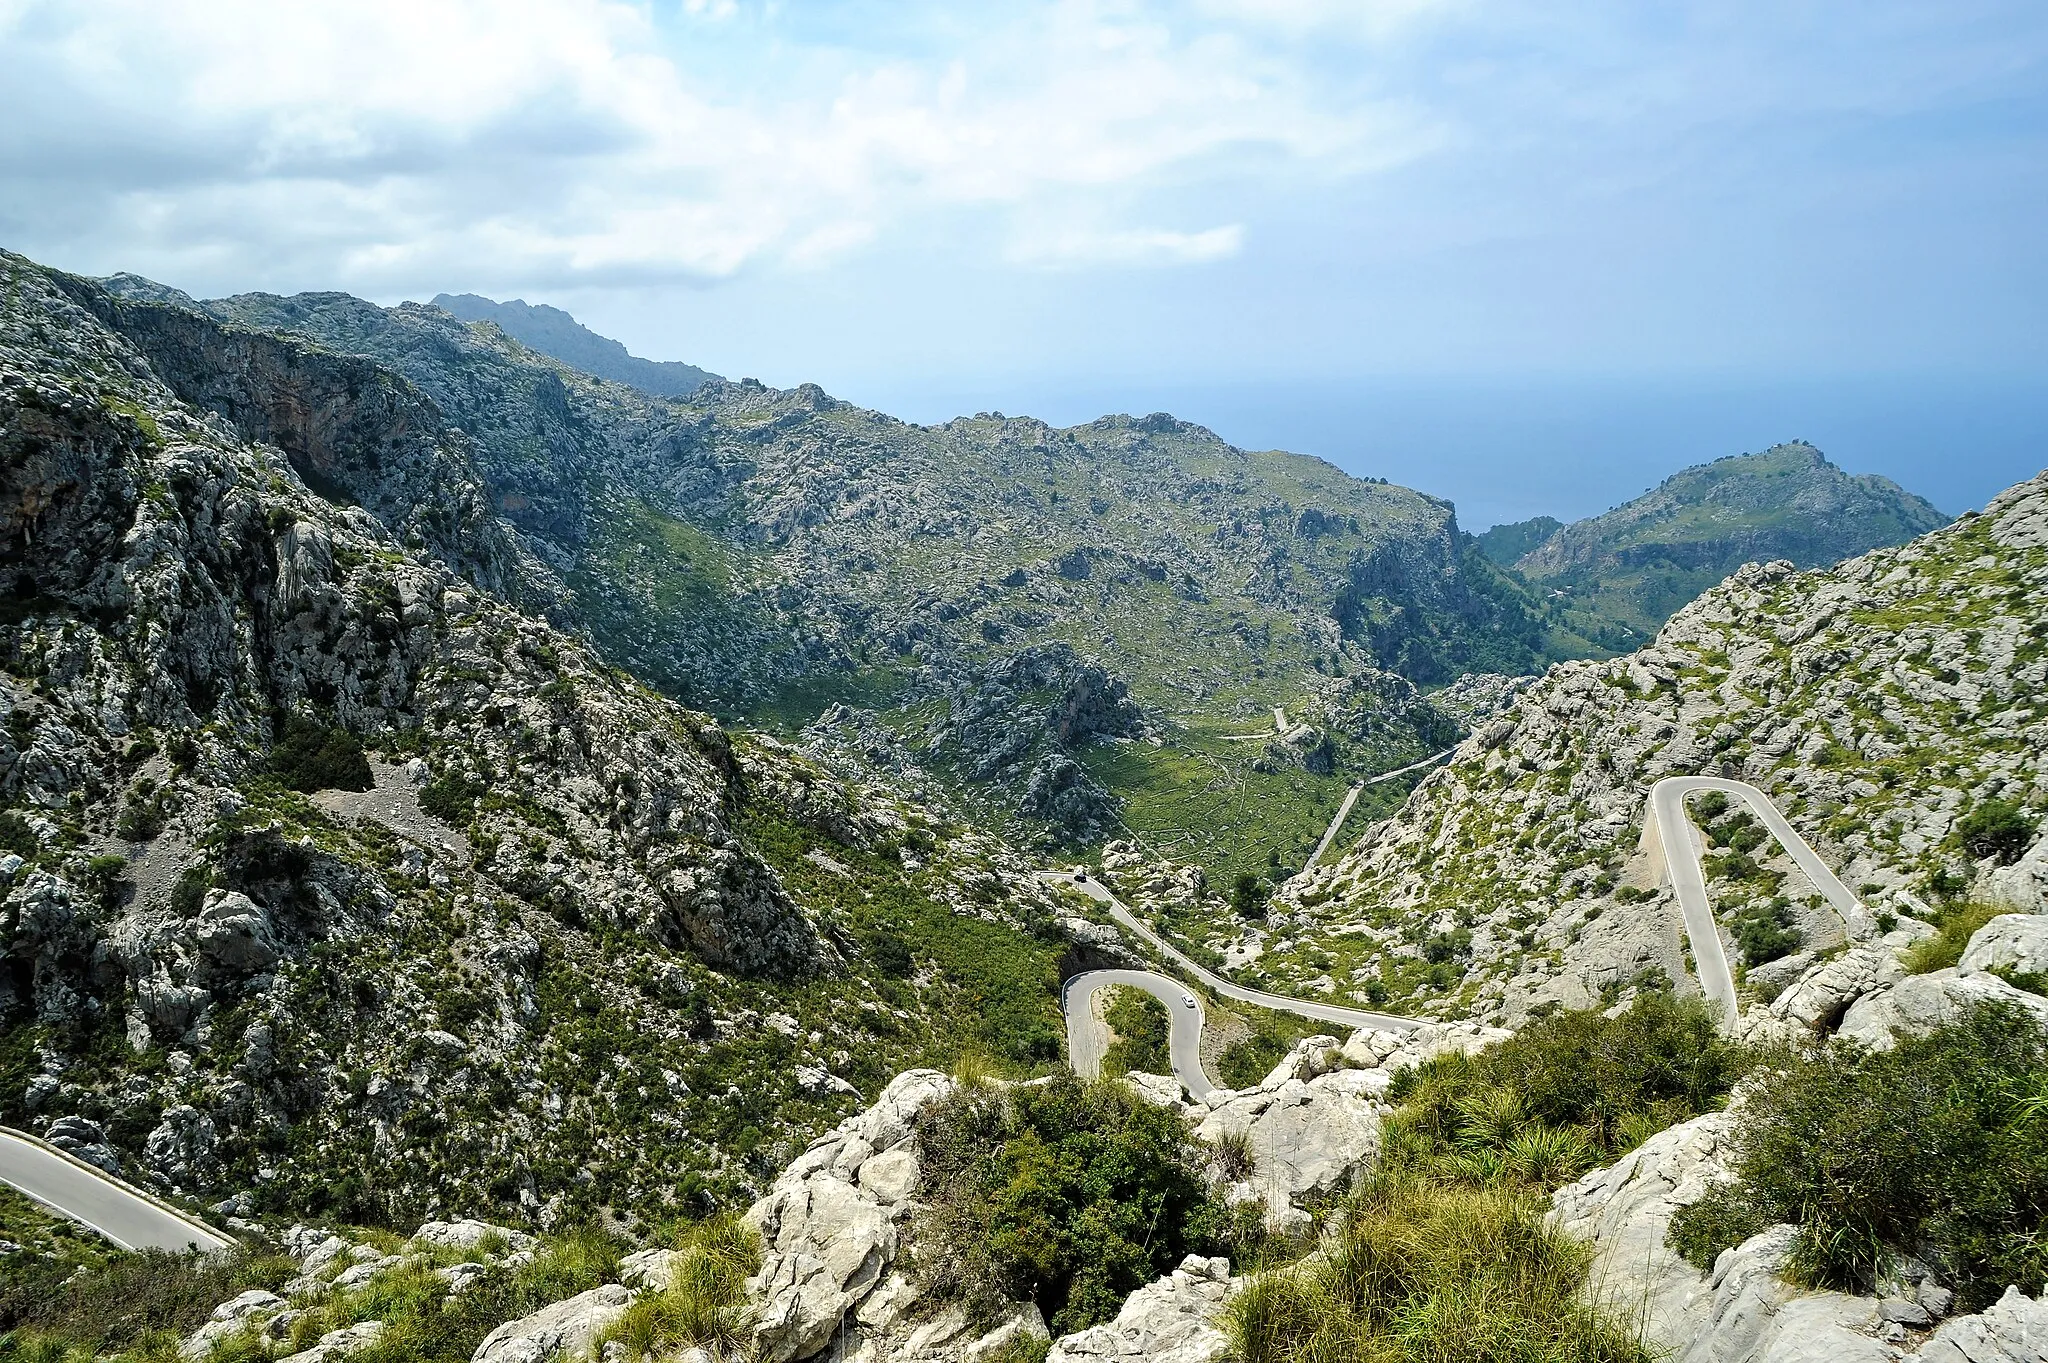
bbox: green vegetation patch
[1669,1002,2048,1309]
[267,715,373,793]
[0,1239,296,1362]
[1100,987,1171,1076]
[1384,994,1747,1181]
[911,1073,1256,1336]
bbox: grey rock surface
[1045,1256,1238,1363]
[1958,912,2048,978]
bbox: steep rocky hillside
[1270,469,2047,1021]
[431,293,718,398]
[92,276,1575,880]
[0,249,1083,1230]
[1494,443,1949,650]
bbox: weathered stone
[1837,969,2048,1051]
[471,1283,632,1363]
[1958,913,2048,978]
[1046,1256,1237,1363]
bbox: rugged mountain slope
[93,277,1571,880]
[431,293,718,398]
[0,249,1081,1229]
[1270,469,2047,1021]
[1497,443,1949,649]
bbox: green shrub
[1666,1002,2048,1308]
[419,773,488,824]
[1904,902,2017,975]
[912,1073,1248,1336]
[1731,899,1802,966]
[1217,1035,1288,1090]
[268,716,372,793]
[1225,1171,1650,1363]
[1956,799,2035,865]
[0,811,36,858]
[1101,987,1171,1076]
[169,866,212,918]
[1231,872,1267,920]
[0,1246,296,1356]
[1390,993,1744,1166]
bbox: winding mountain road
[1643,775,1863,1026]
[1058,772,1864,1088]
[1065,969,1217,1099]
[0,1127,231,1253]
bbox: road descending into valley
[0,1127,232,1253]
[1059,773,1864,1090]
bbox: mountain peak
[430,291,718,398]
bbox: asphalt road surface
[1644,775,1864,1026]
[1065,969,1217,1099]
[1048,871,1421,1035]
[0,1127,231,1253]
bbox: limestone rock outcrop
[745,1069,954,1363]
[1045,1256,1239,1363]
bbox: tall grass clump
[1226,1170,1651,1363]
[1903,903,2018,975]
[1668,1001,2048,1310]
[598,1214,761,1360]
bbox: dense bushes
[1386,993,1746,1179]
[1668,1002,2048,1309]
[1227,1171,1650,1363]
[1101,987,1170,1075]
[268,715,373,793]
[1956,798,2035,865]
[912,1073,1254,1335]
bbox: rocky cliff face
[1271,469,2047,1021]
[0,249,1073,1228]
[1509,443,1951,649]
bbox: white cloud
[0,0,1423,294]
[1009,222,1246,267]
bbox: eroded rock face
[1836,969,2048,1052]
[745,1069,954,1363]
[1957,911,2048,977]
[1045,1256,1238,1363]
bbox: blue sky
[2,0,2043,526]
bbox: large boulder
[1957,913,2048,978]
[1735,933,1920,1046]
[1547,1109,1740,1349]
[470,1283,631,1363]
[1045,1256,1238,1363]
[1919,1285,2048,1362]
[1981,836,2048,915]
[1196,1071,1383,1226]
[1836,969,2048,1052]
[193,889,280,973]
